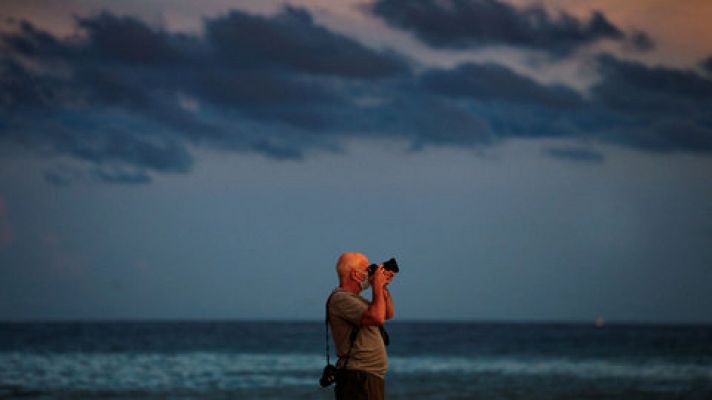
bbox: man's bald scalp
[336,252,368,283]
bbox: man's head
[336,252,370,291]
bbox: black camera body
[367,257,399,276]
[319,364,338,387]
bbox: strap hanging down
[325,291,335,365]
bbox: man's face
[352,258,370,287]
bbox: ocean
[1,321,710,399]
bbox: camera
[319,364,338,387]
[367,257,399,276]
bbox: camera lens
[383,258,399,273]
[367,258,399,275]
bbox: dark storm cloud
[629,31,655,52]
[369,0,650,56]
[420,63,584,108]
[589,54,712,153]
[76,13,189,65]
[415,62,591,143]
[0,6,412,184]
[205,6,409,79]
[417,55,712,156]
[594,54,712,110]
[0,5,710,185]
[1,19,69,59]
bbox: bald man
[327,252,395,400]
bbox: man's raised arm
[360,267,388,326]
[384,287,394,320]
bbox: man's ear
[350,268,360,282]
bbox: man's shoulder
[330,289,366,301]
[329,289,368,309]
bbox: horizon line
[2,317,711,326]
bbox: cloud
[369,0,646,56]
[381,93,494,148]
[589,54,712,153]
[204,6,409,79]
[420,62,584,108]
[543,146,604,163]
[0,7,412,184]
[416,54,712,154]
[76,13,188,65]
[0,6,710,186]
[629,30,655,52]
[594,54,712,112]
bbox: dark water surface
[1,321,710,399]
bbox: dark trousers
[334,369,384,400]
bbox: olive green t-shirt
[328,288,387,378]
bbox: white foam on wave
[0,352,709,391]
[389,356,712,381]
[0,352,320,391]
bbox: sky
[1,0,711,323]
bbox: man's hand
[384,271,395,320]
[361,265,388,326]
[384,270,395,286]
[371,265,388,288]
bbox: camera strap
[325,290,360,369]
[378,325,390,346]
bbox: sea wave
[391,355,712,380]
[0,352,710,391]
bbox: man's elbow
[360,311,385,326]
